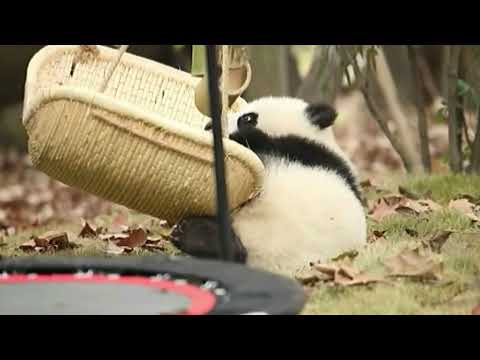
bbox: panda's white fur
[227,97,367,277]
[227,97,360,182]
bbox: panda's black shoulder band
[230,128,361,201]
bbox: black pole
[205,45,234,262]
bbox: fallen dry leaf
[143,243,166,252]
[296,274,322,287]
[38,231,68,248]
[19,231,78,253]
[116,228,147,248]
[140,219,174,238]
[383,195,406,207]
[331,250,359,262]
[456,194,480,205]
[397,199,443,216]
[395,205,420,216]
[79,220,98,238]
[146,235,165,244]
[46,232,71,250]
[405,228,419,237]
[427,231,453,253]
[100,233,129,242]
[314,263,338,279]
[311,260,387,287]
[143,235,168,252]
[373,230,386,238]
[337,263,361,279]
[19,239,44,253]
[368,230,387,244]
[448,199,480,222]
[398,186,420,200]
[369,195,443,221]
[335,273,389,287]
[384,248,443,281]
[33,236,50,248]
[417,199,443,212]
[369,198,399,221]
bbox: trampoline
[0,255,305,315]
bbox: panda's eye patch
[238,113,258,129]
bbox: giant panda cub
[171,96,367,277]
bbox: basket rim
[25,86,266,186]
[22,45,263,172]
[23,45,247,124]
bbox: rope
[75,45,130,133]
[221,45,230,137]
[100,45,130,92]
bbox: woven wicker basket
[22,45,265,225]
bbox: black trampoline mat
[0,256,307,315]
[0,282,191,315]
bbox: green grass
[407,174,480,205]
[302,174,480,315]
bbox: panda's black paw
[170,216,247,264]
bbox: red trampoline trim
[0,274,217,315]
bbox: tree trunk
[369,48,424,173]
[287,50,302,96]
[447,45,464,173]
[296,45,342,104]
[407,45,432,172]
[245,45,293,100]
[423,45,450,101]
[382,46,416,109]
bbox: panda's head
[221,97,339,148]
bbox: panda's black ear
[306,103,338,129]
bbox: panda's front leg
[170,216,248,264]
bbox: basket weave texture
[22,45,265,224]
